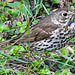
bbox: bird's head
[51,8,75,29]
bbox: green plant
[0,0,75,75]
[51,0,60,4]
[9,46,25,55]
[52,68,72,75]
[68,3,74,9]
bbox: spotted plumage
[30,28,75,52]
[0,8,75,53]
[18,8,75,52]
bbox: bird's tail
[0,32,25,46]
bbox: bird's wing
[19,14,62,42]
[19,23,60,42]
[0,15,61,45]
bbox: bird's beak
[68,13,75,29]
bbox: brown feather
[19,8,74,42]
[19,15,61,42]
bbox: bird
[0,8,75,53]
[0,8,75,74]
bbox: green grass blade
[0,51,29,63]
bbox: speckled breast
[30,28,75,52]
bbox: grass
[0,0,75,75]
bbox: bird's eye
[63,13,67,16]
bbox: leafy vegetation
[0,0,75,75]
